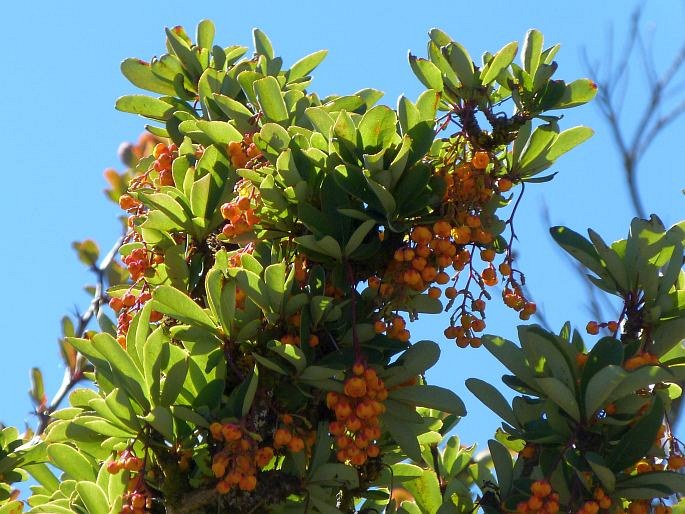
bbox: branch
[34,236,124,437]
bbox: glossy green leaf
[254,76,288,124]
[607,396,664,471]
[47,444,96,482]
[409,54,443,91]
[196,19,215,49]
[76,481,108,514]
[152,285,216,331]
[288,50,328,81]
[390,385,466,416]
[481,41,518,85]
[488,439,513,496]
[120,58,177,96]
[522,29,543,75]
[465,378,519,428]
[553,79,598,109]
[115,95,173,120]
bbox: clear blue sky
[2,1,684,452]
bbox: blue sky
[2,0,684,453]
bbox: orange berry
[239,474,257,491]
[344,377,367,398]
[308,334,320,347]
[480,249,496,262]
[531,480,552,498]
[428,287,441,299]
[288,437,305,453]
[497,178,513,192]
[586,321,599,335]
[472,151,490,170]
[373,320,387,334]
[498,262,511,276]
[482,266,497,286]
[410,226,432,244]
[445,287,458,299]
[528,496,543,511]
[436,271,450,285]
[274,428,292,448]
[433,220,452,238]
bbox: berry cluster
[209,422,274,494]
[574,487,612,514]
[273,414,316,455]
[109,288,161,348]
[152,143,178,187]
[372,314,410,343]
[624,352,659,370]
[121,246,162,282]
[106,450,152,514]
[515,480,559,514]
[220,182,260,239]
[227,133,263,169]
[327,363,387,466]
[585,320,619,335]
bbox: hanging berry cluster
[106,450,153,514]
[209,422,274,494]
[327,363,387,466]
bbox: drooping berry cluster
[273,414,316,455]
[106,450,152,514]
[574,487,612,514]
[220,181,261,239]
[209,422,274,494]
[515,480,559,514]
[151,142,178,187]
[327,363,387,466]
[227,133,263,169]
[585,320,619,335]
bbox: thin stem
[34,236,124,437]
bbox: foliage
[2,19,684,514]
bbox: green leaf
[408,54,443,91]
[252,28,274,59]
[382,413,423,462]
[465,378,519,428]
[481,41,518,85]
[402,468,442,514]
[536,377,580,421]
[267,340,306,373]
[482,335,538,391]
[586,452,615,493]
[358,105,399,152]
[288,50,328,81]
[522,29,543,75]
[390,385,466,416]
[549,226,610,283]
[545,126,594,162]
[91,333,148,407]
[196,19,215,49]
[488,439,514,496]
[254,76,289,124]
[553,79,598,109]
[47,443,96,482]
[384,341,440,388]
[616,471,685,498]
[259,123,291,153]
[121,58,178,96]
[607,396,664,471]
[443,42,477,88]
[344,219,376,257]
[161,357,189,406]
[152,285,216,331]
[195,120,243,146]
[76,481,109,514]
[264,262,286,313]
[115,95,173,120]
